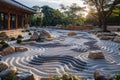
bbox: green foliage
[26,29,30,32]
[2,43,9,49]
[41,5,62,26]
[10,37,16,41]
[83,0,120,31]
[53,73,81,80]
[2,73,16,80]
[0,40,9,50]
[31,4,86,27]
[28,32,32,35]
[17,39,22,44]
[0,40,6,44]
[113,74,120,80]
[23,39,30,42]
[17,35,23,39]
[36,38,44,42]
[36,17,42,26]
[21,30,25,32]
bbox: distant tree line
[30,1,120,31]
[30,3,86,27]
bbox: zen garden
[0,0,120,80]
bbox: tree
[86,8,98,25]
[41,5,62,26]
[32,5,42,26]
[83,0,120,31]
[60,3,85,26]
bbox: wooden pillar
[15,14,18,29]
[7,12,10,30]
[22,15,24,29]
[25,14,29,24]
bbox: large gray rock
[88,50,105,59]
[15,72,37,80]
[39,30,52,39]
[94,70,112,80]
[20,41,36,45]
[113,36,120,43]
[96,32,116,37]
[99,36,114,40]
[0,62,9,72]
[30,32,39,41]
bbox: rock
[0,55,2,61]
[95,75,107,80]
[40,30,52,39]
[0,44,2,49]
[68,32,77,36]
[30,32,39,41]
[113,36,120,43]
[15,46,29,52]
[45,37,54,41]
[0,62,9,72]
[96,32,116,37]
[0,32,9,38]
[99,36,114,40]
[20,41,36,45]
[2,46,15,56]
[94,70,112,80]
[0,52,3,56]
[94,70,101,80]
[0,67,17,77]
[88,50,105,59]
[41,78,52,80]
[15,72,37,80]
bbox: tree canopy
[83,0,120,31]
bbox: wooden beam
[15,14,18,29]
[7,12,10,30]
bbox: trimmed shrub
[10,37,16,41]
[23,39,30,42]
[0,40,9,50]
[0,40,6,45]
[36,38,44,42]
[28,32,32,35]
[113,74,120,80]
[53,73,81,80]
[1,72,16,80]
[21,30,25,32]
[2,43,9,49]
[16,39,22,44]
[17,35,23,39]
[26,29,30,32]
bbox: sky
[16,0,85,9]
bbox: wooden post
[15,14,18,29]
[7,12,10,30]
[25,14,28,24]
[22,15,24,29]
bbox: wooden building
[0,0,36,30]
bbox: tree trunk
[98,17,102,28]
[102,19,108,32]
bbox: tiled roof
[0,0,36,13]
